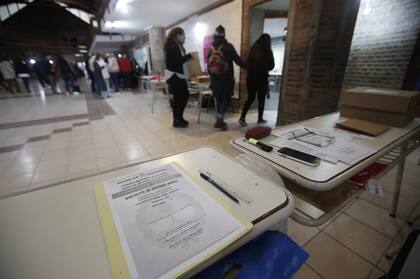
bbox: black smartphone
[277,147,321,166]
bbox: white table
[0,146,293,279]
[231,113,420,225]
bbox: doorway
[243,0,289,116]
[262,16,287,111]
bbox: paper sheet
[103,163,251,279]
[270,127,376,165]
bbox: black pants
[20,77,30,93]
[241,78,268,121]
[167,75,189,122]
[121,72,131,89]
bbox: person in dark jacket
[164,27,193,128]
[33,58,48,88]
[14,58,31,93]
[207,25,247,131]
[39,57,58,94]
[239,34,275,126]
[58,56,75,94]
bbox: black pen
[199,172,240,204]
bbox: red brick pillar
[277,0,360,125]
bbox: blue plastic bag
[192,230,309,279]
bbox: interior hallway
[0,82,419,278]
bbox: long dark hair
[164,27,184,51]
[248,33,271,61]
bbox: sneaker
[258,119,267,124]
[238,118,247,127]
[214,119,228,130]
[180,118,189,125]
[173,120,188,128]
[214,119,222,128]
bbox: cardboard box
[336,119,390,137]
[340,87,420,127]
[187,52,202,78]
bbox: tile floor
[0,81,419,279]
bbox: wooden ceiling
[0,0,98,14]
[0,0,107,55]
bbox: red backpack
[208,45,228,76]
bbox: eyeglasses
[292,128,335,147]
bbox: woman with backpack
[207,25,247,131]
[164,27,193,128]
[239,33,274,126]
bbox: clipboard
[94,163,252,279]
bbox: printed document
[271,127,376,165]
[103,163,250,279]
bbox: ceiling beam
[0,0,96,14]
[264,10,288,18]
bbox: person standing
[33,58,48,88]
[239,34,274,126]
[207,25,247,131]
[93,54,111,98]
[88,53,98,94]
[58,56,75,95]
[164,27,193,128]
[43,57,58,94]
[107,53,120,92]
[118,54,132,90]
[0,58,19,94]
[14,58,31,93]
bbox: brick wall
[343,0,420,89]
[277,0,360,124]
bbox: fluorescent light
[105,20,130,29]
[116,0,130,14]
[363,0,372,15]
[194,22,208,43]
[363,6,371,15]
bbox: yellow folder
[94,163,252,279]
[94,184,131,279]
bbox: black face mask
[213,36,226,47]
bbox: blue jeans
[63,74,74,94]
[211,79,234,120]
[101,79,112,98]
[110,72,119,92]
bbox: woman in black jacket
[239,34,274,126]
[164,27,192,128]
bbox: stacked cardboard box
[340,87,420,127]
